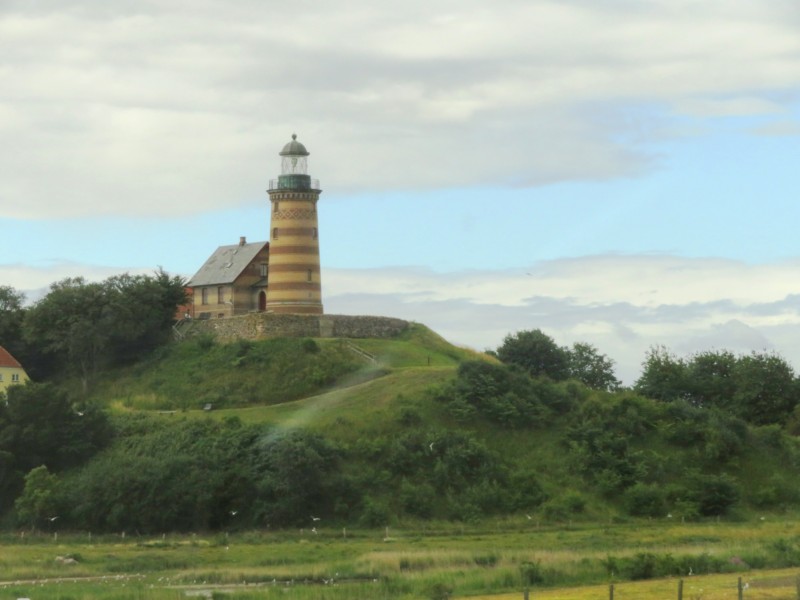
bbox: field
[3,518,800,600]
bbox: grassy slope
[84,322,800,521]
[86,323,477,412]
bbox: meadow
[3,518,800,599]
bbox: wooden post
[523,587,529,600]
[609,583,614,600]
[678,578,683,600]
[737,576,743,600]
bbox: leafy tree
[66,418,259,532]
[0,285,25,343]
[443,360,550,426]
[251,429,344,526]
[496,329,570,381]
[0,382,110,476]
[14,466,60,528]
[636,346,799,425]
[685,350,737,409]
[731,352,798,425]
[568,342,621,391]
[23,270,187,390]
[634,346,689,402]
[0,285,27,363]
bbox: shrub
[693,474,740,516]
[427,581,453,600]
[520,560,545,585]
[625,483,666,517]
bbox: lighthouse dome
[279,134,310,157]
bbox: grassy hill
[7,322,800,599]
[14,321,800,536]
[86,323,480,412]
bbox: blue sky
[1,1,799,383]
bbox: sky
[1,0,799,383]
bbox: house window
[273,227,279,239]
[260,263,267,277]
[218,286,225,304]
[201,288,209,305]
[307,269,312,282]
[11,373,19,382]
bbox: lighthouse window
[274,202,279,212]
[273,227,279,239]
[312,227,318,240]
[307,269,312,282]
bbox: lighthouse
[265,134,323,314]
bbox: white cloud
[323,255,800,383]
[1,1,798,218]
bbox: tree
[496,329,570,381]
[568,342,621,391]
[634,346,689,402]
[23,270,187,390]
[0,285,26,358]
[0,383,111,475]
[14,466,60,529]
[685,350,737,410]
[731,352,798,425]
[251,429,343,526]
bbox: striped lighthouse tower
[265,134,323,314]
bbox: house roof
[188,241,268,287]
[0,346,23,369]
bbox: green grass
[3,520,800,599]
[86,323,486,414]
[188,366,454,432]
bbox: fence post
[738,576,743,600]
[609,583,614,600]
[678,578,683,600]
[523,587,529,600]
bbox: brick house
[0,345,29,394]
[187,237,270,319]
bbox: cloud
[323,255,800,383]
[1,1,799,218]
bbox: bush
[625,483,666,517]
[693,475,740,516]
[359,497,390,527]
[427,582,453,600]
[520,560,545,585]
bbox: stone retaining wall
[181,313,410,342]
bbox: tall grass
[4,519,800,599]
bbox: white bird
[429,442,435,451]
[230,510,238,516]
[526,514,532,520]
[48,516,59,522]
[311,516,321,521]
[311,527,318,534]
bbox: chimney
[239,236,246,246]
